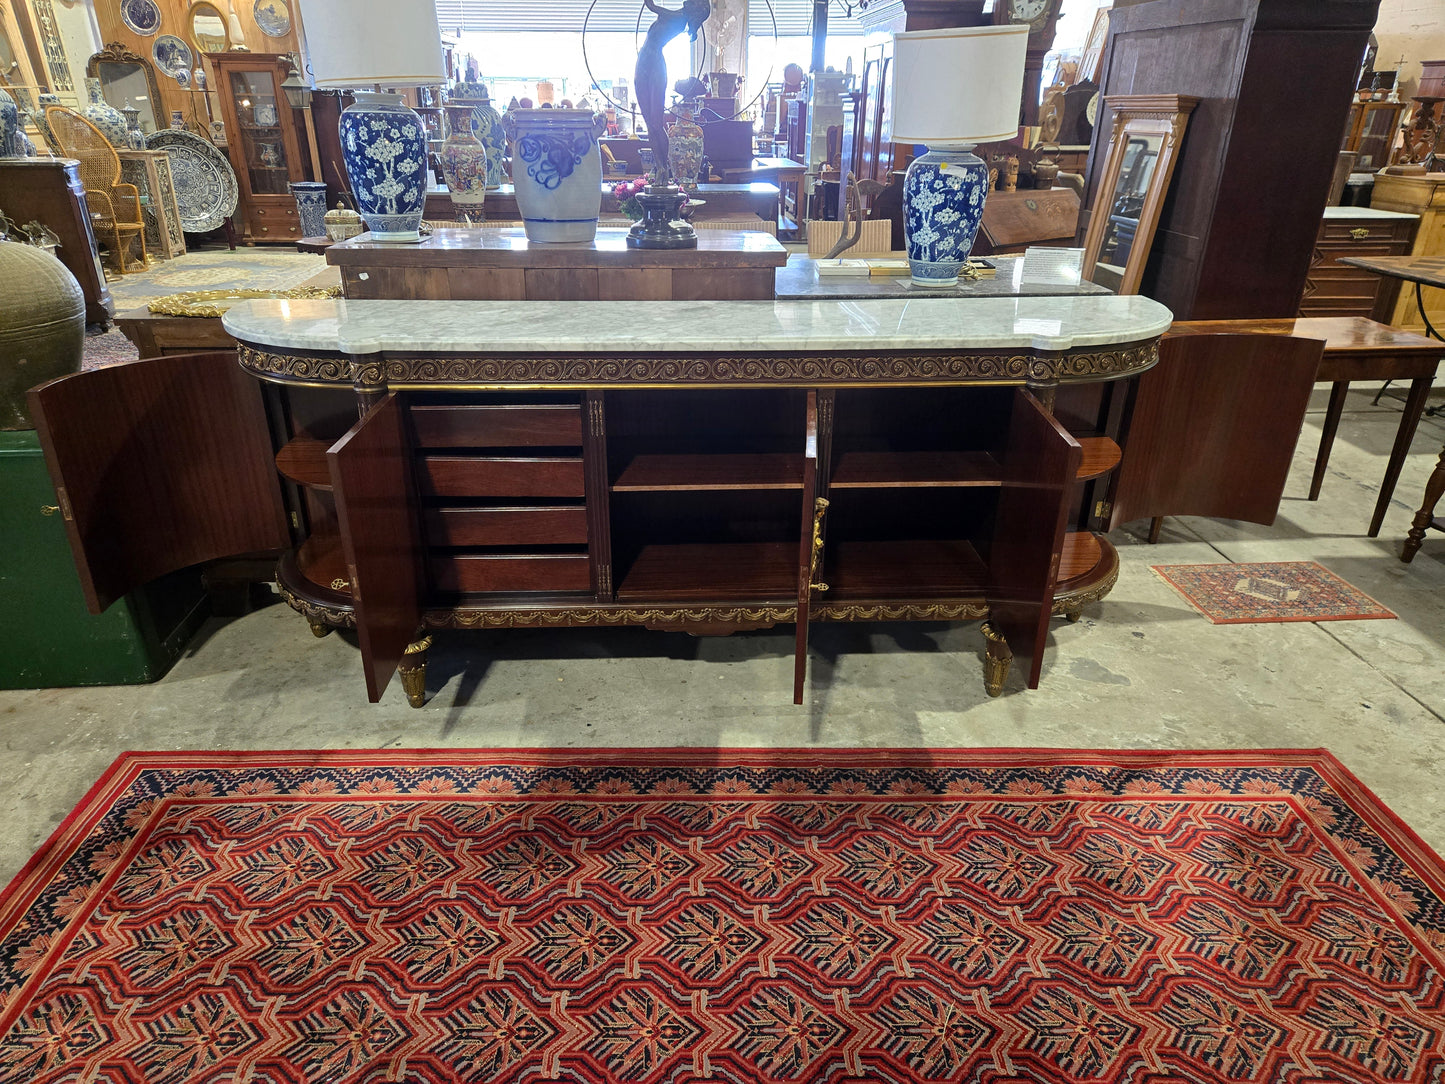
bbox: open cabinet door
[328,393,424,703]
[988,390,1082,689]
[1109,333,1325,531]
[794,392,824,704]
[27,353,290,613]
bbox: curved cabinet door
[28,352,290,613]
[328,393,424,703]
[1109,332,1325,530]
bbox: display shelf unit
[207,52,310,244]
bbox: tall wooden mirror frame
[188,1,232,54]
[1081,94,1199,296]
[87,42,166,134]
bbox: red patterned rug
[2,749,1442,1084]
[1151,561,1397,624]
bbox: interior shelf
[296,532,350,595]
[1058,531,1105,585]
[612,454,805,492]
[825,540,988,599]
[830,451,1001,488]
[617,542,797,601]
[1075,438,1122,481]
[275,436,332,490]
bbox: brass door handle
[1350,227,1370,240]
[40,505,59,516]
[809,497,829,594]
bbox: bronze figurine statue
[634,0,710,181]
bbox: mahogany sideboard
[29,295,1171,706]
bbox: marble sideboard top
[223,295,1173,355]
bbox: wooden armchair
[44,106,148,274]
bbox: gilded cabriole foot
[399,635,433,708]
[308,620,333,638]
[1065,609,1082,623]
[982,623,1012,698]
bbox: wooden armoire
[1081,0,1382,320]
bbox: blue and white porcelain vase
[289,181,329,237]
[121,101,146,150]
[439,103,487,211]
[0,88,18,158]
[30,94,61,153]
[502,107,606,243]
[903,143,990,287]
[339,91,430,243]
[453,82,506,189]
[82,77,129,149]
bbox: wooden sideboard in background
[1370,172,1445,335]
[1298,207,1418,321]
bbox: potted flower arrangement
[612,174,694,220]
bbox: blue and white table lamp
[296,0,445,242]
[890,25,1029,287]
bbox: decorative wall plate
[145,128,239,232]
[120,0,162,36]
[252,0,291,37]
[152,35,193,79]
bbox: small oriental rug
[1151,560,1397,624]
[2,749,1442,1084]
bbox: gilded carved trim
[237,341,1161,388]
[1051,556,1120,616]
[276,581,357,629]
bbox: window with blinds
[431,0,862,35]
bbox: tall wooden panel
[328,394,424,703]
[988,391,1081,689]
[1082,0,1381,320]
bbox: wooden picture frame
[87,42,165,135]
[1082,94,1198,296]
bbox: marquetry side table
[118,149,187,260]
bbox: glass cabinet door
[228,69,289,195]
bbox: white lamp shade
[890,25,1029,145]
[296,0,445,88]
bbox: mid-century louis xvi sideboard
[30,293,1171,706]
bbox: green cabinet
[0,431,209,689]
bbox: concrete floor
[2,386,1443,888]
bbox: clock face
[1009,0,1050,22]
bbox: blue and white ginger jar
[502,107,606,243]
[289,181,329,237]
[339,91,429,243]
[903,144,989,287]
[0,88,19,158]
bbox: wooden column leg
[982,623,1012,698]
[1310,381,1350,501]
[1148,517,1163,544]
[1402,445,1445,564]
[398,635,433,708]
[1371,377,1432,538]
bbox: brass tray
[147,285,341,318]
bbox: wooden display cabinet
[208,52,309,244]
[1342,100,1406,171]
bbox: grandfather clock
[993,0,1064,126]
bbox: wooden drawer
[1311,242,1411,271]
[248,203,301,242]
[431,554,591,593]
[1319,220,1414,244]
[410,404,582,447]
[418,456,585,498]
[424,506,588,547]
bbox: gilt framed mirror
[1082,94,1199,295]
[87,42,165,135]
[188,2,231,54]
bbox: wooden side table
[115,308,235,358]
[118,149,187,260]
[1402,445,1445,562]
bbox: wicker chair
[44,106,148,274]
